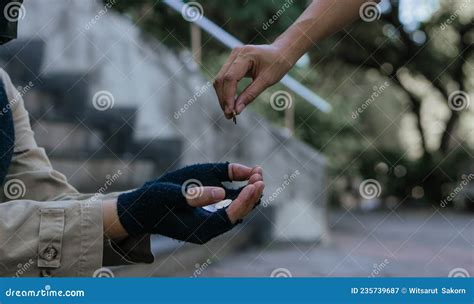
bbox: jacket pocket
[37,208,65,269]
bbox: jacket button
[42,246,58,261]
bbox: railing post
[284,104,295,135]
[191,23,202,65]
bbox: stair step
[50,158,154,193]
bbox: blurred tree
[313,0,473,203]
[321,0,473,159]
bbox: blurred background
[0,0,472,277]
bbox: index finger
[221,58,252,118]
[234,77,268,114]
[214,49,240,116]
[229,163,263,181]
[186,186,226,207]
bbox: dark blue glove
[151,162,230,186]
[117,182,235,244]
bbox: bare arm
[274,0,378,65]
[214,0,380,118]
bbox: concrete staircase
[0,39,182,191]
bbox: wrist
[272,39,299,66]
[272,23,314,66]
[102,199,129,240]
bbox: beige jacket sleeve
[0,69,153,277]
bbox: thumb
[235,77,268,114]
[185,186,226,207]
[225,184,256,224]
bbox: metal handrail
[163,0,332,113]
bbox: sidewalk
[185,209,473,277]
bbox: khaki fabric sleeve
[0,69,153,277]
[0,198,103,277]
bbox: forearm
[273,0,379,64]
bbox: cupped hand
[163,162,265,224]
[114,162,264,244]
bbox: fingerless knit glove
[117,182,236,244]
[146,162,230,187]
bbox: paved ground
[195,208,473,277]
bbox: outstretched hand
[213,44,293,119]
[154,162,264,223]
